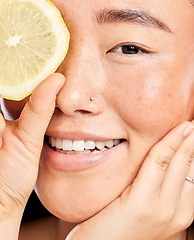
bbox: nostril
[75,109,92,114]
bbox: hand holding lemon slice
[0,0,70,100]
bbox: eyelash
[108,44,150,55]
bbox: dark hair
[191,0,194,5]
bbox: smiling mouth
[46,136,126,154]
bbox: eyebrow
[96,8,172,33]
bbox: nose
[56,44,106,117]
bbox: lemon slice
[0,0,70,100]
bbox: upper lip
[45,130,124,142]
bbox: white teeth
[62,140,72,151]
[100,148,107,151]
[105,140,113,148]
[85,140,95,150]
[49,137,121,152]
[66,151,75,154]
[95,141,106,150]
[72,140,85,151]
[56,138,62,149]
[51,137,56,148]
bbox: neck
[56,218,77,240]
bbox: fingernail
[183,125,194,138]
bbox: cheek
[107,60,194,138]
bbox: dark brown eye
[109,44,148,55]
[121,45,140,54]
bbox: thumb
[16,73,65,148]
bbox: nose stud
[90,97,94,101]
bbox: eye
[109,45,150,55]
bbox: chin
[35,171,123,223]
[35,183,116,223]
[43,200,105,223]
[35,161,135,223]
[35,140,142,223]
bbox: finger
[161,127,194,201]
[0,113,6,148]
[15,73,65,148]
[172,160,194,231]
[134,122,194,198]
[181,157,194,211]
[0,112,6,135]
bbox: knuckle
[175,214,194,231]
[28,96,53,119]
[140,206,153,218]
[148,151,171,171]
[148,140,176,171]
[16,121,31,140]
[160,139,177,155]
[14,123,42,154]
[183,148,194,166]
[155,155,171,171]
[157,208,175,224]
[135,205,153,222]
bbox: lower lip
[42,141,124,172]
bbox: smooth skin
[0,0,194,239]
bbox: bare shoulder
[19,216,57,240]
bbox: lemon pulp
[0,0,70,100]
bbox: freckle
[105,176,110,182]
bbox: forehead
[51,0,193,17]
[51,0,194,46]
[51,0,194,32]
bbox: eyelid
[107,42,153,54]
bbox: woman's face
[1,0,194,222]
